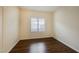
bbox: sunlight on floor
[29,42,46,53]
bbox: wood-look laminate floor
[10,37,77,53]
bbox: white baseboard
[53,36,79,52]
[6,39,19,53]
[20,36,53,40]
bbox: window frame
[30,16,45,32]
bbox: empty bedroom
[0,6,79,53]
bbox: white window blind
[31,17,45,32]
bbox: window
[31,17,45,32]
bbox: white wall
[54,7,79,52]
[0,7,3,52]
[20,8,53,39]
[3,7,20,52]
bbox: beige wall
[2,7,20,52]
[20,8,53,39]
[54,7,79,52]
[0,7,3,52]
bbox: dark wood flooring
[10,37,77,53]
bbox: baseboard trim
[7,39,20,53]
[22,37,53,40]
[53,37,78,52]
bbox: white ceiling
[20,6,60,12]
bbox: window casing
[31,17,45,32]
